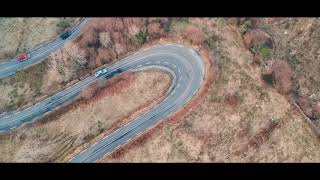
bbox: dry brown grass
[0,18,169,113]
[0,18,80,61]
[257,18,320,105]
[105,18,320,162]
[0,70,171,162]
[0,18,83,112]
[0,61,48,113]
[3,18,320,162]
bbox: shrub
[271,60,294,95]
[135,31,147,46]
[261,73,275,86]
[243,29,272,50]
[57,19,71,33]
[239,20,253,34]
[161,19,172,32]
[252,43,273,60]
[179,17,189,23]
[147,22,164,39]
[205,34,219,50]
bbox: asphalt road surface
[0,38,204,162]
[0,18,90,79]
[70,44,205,162]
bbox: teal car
[60,31,72,40]
[95,68,108,77]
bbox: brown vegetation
[3,18,320,162]
[243,29,272,50]
[263,60,294,95]
[0,70,171,162]
[0,18,80,61]
[297,95,320,120]
[238,18,320,134]
[101,36,216,162]
[103,18,320,163]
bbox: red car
[17,53,31,62]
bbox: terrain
[0,70,171,162]
[1,18,320,162]
[0,18,80,62]
[103,18,320,162]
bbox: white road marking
[137,132,143,136]
[1,52,179,127]
[0,78,94,126]
[1,44,205,163]
[113,128,120,134]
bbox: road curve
[0,44,205,162]
[70,44,205,162]
[0,18,90,79]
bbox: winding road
[0,18,90,79]
[0,19,205,163]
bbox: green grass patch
[260,46,272,59]
[252,43,273,60]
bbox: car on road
[16,53,31,62]
[60,31,72,40]
[95,68,108,77]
